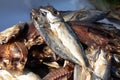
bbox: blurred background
[0,0,120,31]
[0,0,94,31]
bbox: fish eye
[41,13,45,16]
[35,17,38,21]
[54,10,58,15]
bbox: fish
[0,23,26,44]
[32,5,91,80]
[61,9,109,22]
[92,50,111,80]
[86,47,112,80]
[34,5,86,66]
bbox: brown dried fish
[0,23,26,44]
[0,41,28,75]
[0,22,45,76]
[70,21,120,53]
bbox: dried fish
[36,5,89,68]
[0,23,26,44]
[0,41,28,75]
[92,50,111,80]
[32,5,93,80]
[70,21,120,53]
[0,22,44,49]
[0,21,45,76]
[0,4,120,80]
[61,9,109,22]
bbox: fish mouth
[31,9,48,26]
[40,8,49,16]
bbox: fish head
[39,5,64,23]
[31,8,48,25]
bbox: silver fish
[61,9,109,22]
[92,50,111,80]
[39,5,88,68]
[32,5,91,80]
[86,47,112,80]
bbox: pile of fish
[0,5,120,80]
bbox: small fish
[39,5,88,69]
[61,9,109,22]
[0,23,26,44]
[92,50,111,80]
[32,5,91,80]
